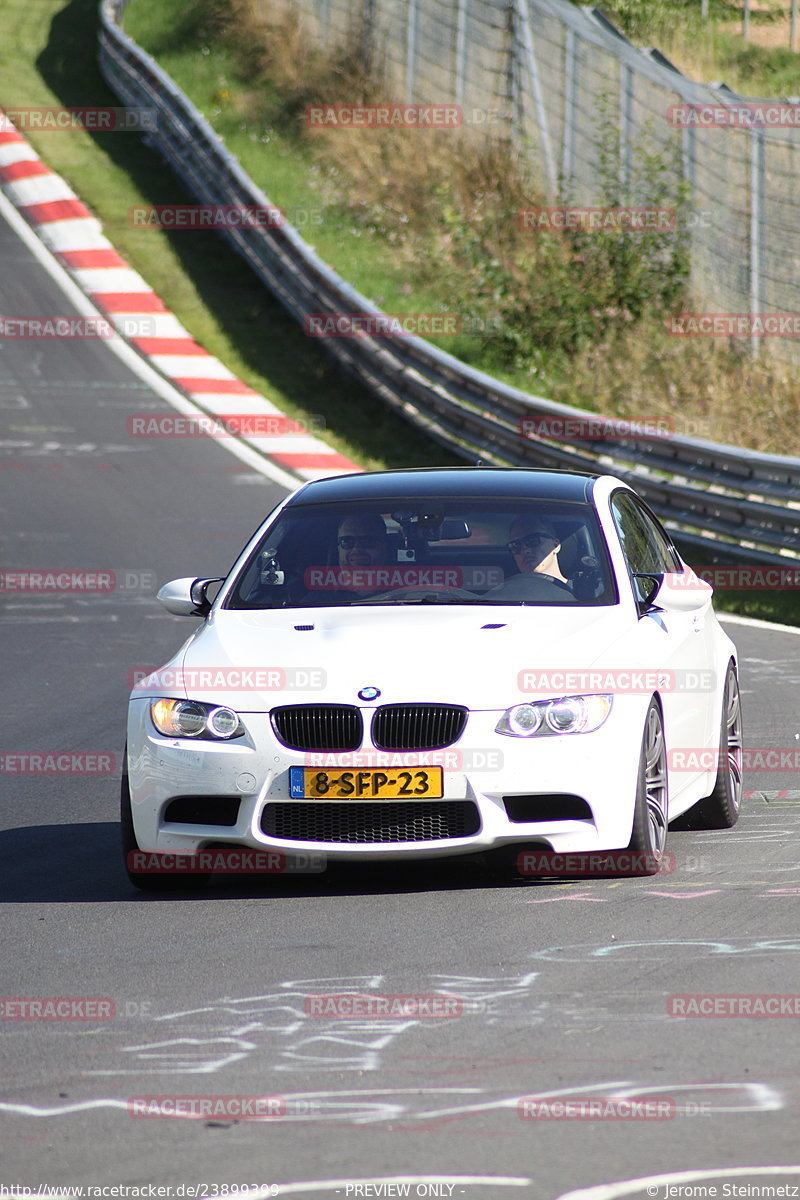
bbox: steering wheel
[483,573,577,602]
[351,586,480,603]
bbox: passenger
[301,514,391,604]
[336,515,390,582]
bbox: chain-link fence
[260,0,800,363]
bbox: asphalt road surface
[2,191,800,1200]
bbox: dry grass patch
[198,0,800,456]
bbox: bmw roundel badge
[358,686,381,701]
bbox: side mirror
[632,573,663,616]
[656,571,714,612]
[632,570,713,616]
[157,577,224,617]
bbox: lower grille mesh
[261,801,480,843]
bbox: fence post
[619,62,634,191]
[507,0,523,152]
[361,0,376,72]
[749,127,765,357]
[792,0,798,51]
[406,0,417,103]
[561,26,579,194]
[454,0,469,111]
[320,0,331,42]
[681,122,696,192]
[515,0,557,192]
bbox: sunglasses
[338,535,381,549]
[507,532,555,554]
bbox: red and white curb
[0,118,359,481]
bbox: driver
[506,516,568,584]
[481,513,576,601]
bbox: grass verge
[0,0,460,470]
[585,0,800,96]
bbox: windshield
[225,498,617,609]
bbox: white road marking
[719,612,800,635]
[556,1166,800,1200]
[0,188,300,492]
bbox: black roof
[286,467,601,507]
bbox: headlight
[496,695,612,738]
[150,698,245,740]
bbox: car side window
[610,491,681,601]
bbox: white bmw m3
[122,467,742,888]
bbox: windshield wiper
[350,594,492,606]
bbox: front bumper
[126,697,648,862]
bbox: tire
[120,746,210,891]
[625,698,669,875]
[688,662,743,829]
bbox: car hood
[136,603,638,710]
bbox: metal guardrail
[97,0,800,567]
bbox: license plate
[289,766,444,799]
